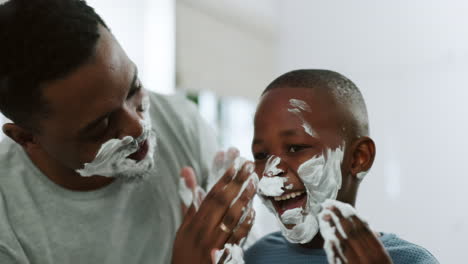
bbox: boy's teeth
[273,191,304,201]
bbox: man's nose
[116,108,143,140]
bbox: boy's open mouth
[268,190,307,216]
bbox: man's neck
[26,148,115,191]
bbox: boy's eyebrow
[252,129,301,145]
[279,129,301,137]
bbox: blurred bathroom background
[1,1,466,262]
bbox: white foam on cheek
[76,95,156,179]
[258,156,286,196]
[214,243,245,264]
[300,147,345,208]
[258,176,286,196]
[318,199,362,264]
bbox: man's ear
[350,136,376,180]
[2,123,38,150]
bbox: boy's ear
[2,123,38,150]
[350,136,376,179]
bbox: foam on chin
[76,96,157,180]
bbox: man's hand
[173,152,257,264]
[319,201,392,264]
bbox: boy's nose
[263,155,287,177]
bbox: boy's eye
[288,145,308,153]
[254,152,269,161]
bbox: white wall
[88,0,175,94]
[277,1,468,262]
[176,0,277,100]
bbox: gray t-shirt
[0,92,218,264]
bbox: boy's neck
[299,234,324,249]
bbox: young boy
[245,70,438,263]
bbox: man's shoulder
[381,233,439,264]
[148,92,199,121]
[0,138,24,178]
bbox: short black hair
[0,0,109,130]
[263,69,369,139]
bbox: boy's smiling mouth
[268,190,307,216]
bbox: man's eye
[254,152,269,161]
[89,118,110,139]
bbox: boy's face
[252,86,353,243]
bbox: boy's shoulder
[244,232,439,264]
[381,233,439,264]
[244,232,327,264]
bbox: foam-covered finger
[212,180,256,246]
[180,166,197,189]
[232,162,256,186]
[330,206,344,219]
[322,208,348,240]
[227,208,255,245]
[217,248,230,264]
[331,242,345,264]
[179,168,197,211]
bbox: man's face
[33,26,149,172]
[252,87,352,243]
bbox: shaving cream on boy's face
[257,147,344,244]
[76,95,157,179]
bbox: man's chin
[109,157,155,181]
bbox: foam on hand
[318,199,365,264]
[214,243,245,264]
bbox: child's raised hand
[319,200,393,264]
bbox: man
[245,70,438,263]
[0,0,255,263]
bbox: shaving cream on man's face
[76,96,157,179]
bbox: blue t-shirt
[245,232,438,264]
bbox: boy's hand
[320,205,393,264]
[173,160,257,264]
